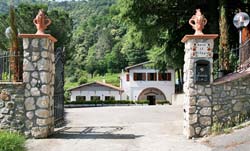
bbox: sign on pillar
[181,9,218,138]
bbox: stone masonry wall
[0,36,56,138]
[212,76,250,124]
[22,37,55,138]
[0,83,25,132]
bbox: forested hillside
[57,0,150,81]
[0,0,149,86]
[0,0,249,90]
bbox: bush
[0,131,26,151]
[156,100,171,105]
[65,100,138,105]
[137,100,149,104]
[78,76,87,85]
[65,100,171,105]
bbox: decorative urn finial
[189,9,207,35]
[33,9,51,35]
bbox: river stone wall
[212,75,250,124]
[22,36,55,138]
[0,83,25,132]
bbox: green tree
[121,27,148,65]
[105,42,127,73]
[48,8,73,50]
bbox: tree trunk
[9,5,20,82]
[219,2,230,71]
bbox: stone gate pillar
[18,10,57,138]
[181,9,218,138]
[19,34,57,138]
[182,35,217,138]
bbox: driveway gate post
[181,9,218,138]
[19,10,57,138]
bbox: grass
[87,73,120,87]
[0,130,26,151]
[65,73,120,90]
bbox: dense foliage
[0,0,249,87]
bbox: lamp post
[233,12,249,64]
[233,12,250,44]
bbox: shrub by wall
[0,130,26,151]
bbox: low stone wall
[0,83,25,131]
[212,75,250,124]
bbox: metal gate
[54,47,65,127]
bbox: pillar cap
[19,34,57,42]
[181,34,218,43]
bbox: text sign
[192,43,211,57]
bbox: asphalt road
[26,105,250,151]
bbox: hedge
[65,100,170,105]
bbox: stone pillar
[181,34,218,138]
[19,34,57,138]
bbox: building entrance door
[147,95,156,105]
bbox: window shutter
[143,73,146,80]
[158,73,162,80]
[126,74,130,81]
[167,73,171,81]
[134,73,137,81]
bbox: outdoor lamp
[5,27,20,40]
[233,12,250,44]
[233,12,249,64]
[5,27,12,39]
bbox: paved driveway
[26,105,211,151]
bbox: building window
[147,73,157,81]
[126,73,130,81]
[91,96,100,101]
[158,73,171,81]
[105,96,115,101]
[76,96,86,101]
[134,73,146,81]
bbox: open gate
[54,47,65,127]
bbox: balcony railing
[0,51,22,82]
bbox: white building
[68,62,175,103]
[120,61,175,103]
[68,81,123,101]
